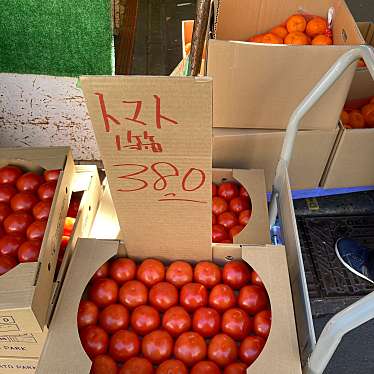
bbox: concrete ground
[131,1,374,373]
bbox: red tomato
[120,357,154,374]
[16,172,43,193]
[218,211,238,230]
[174,331,207,367]
[142,330,173,364]
[131,305,161,336]
[223,362,247,374]
[92,262,110,281]
[37,181,57,201]
[162,306,191,337]
[63,217,75,236]
[212,197,228,216]
[212,213,217,225]
[156,360,187,374]
[109,330,140,361]
[10,192,38,213]
[0,235,23,258]
[218,182,239,201]
[166,260,193,288]
[80,325,109,359]
[67,193,82,218]
[0,185,17,203]
[89,278,118,308]
[44,169,61,182]
[191,361,221,374]
[212,224,229,243]
[0,166,22,185]
[239,186,249,198]
[109,258,136,284]
[26,220,47,241]
[208,334,238,367]
[238,285,269,315]
[251,271,264,287]
[223,261,251,289]
[212,183,217,197]
[238,210,251,226]
[222,308,253,340]
[253,310,271,338]
[0,202,11,224]
[194,261,221,288]
[229,225,244,239]
[180,283,208,312]
[230,197,249,214]
[192,307,220,337]
[60,235,70,251]
[222,239,233,244]
[32,200,52,220]
[77,300,99,329]
[149,282,178,311]
[0,254,17,275]
[119,280,148,309]
[137,258,165,287]
[239,336,265,365]
[99,304,129,334]
[18,240,41,263]
[4,212,33,235]
[209,284,236,313]
[91,355,117,374]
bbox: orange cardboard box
[208,0,364,130]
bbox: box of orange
[322,68,374,187]
[208,0,364,130]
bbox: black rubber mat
[297,214,374,317]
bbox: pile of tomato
[0,165,62,275]
[78,258,271,374]
[212,182,251,243]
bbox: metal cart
[189,1,374,372]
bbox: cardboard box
[213,127,339,191]
[208,0,364,130]
[0,357,38,374]
[0,165,102,360]
[36,239,302,374]
[322,69,374,188]
[213,168,270,244]
[0,147,74,334]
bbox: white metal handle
[306,291,374,374]
[270,45,374,227]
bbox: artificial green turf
[0,0,113,77]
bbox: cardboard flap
[80,76,212,261]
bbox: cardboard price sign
[80,76,212,260]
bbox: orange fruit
[262,33,283,44]
[284,32,310,45]
[306,17,328,38]
[349,110,365,128]
[361,103,374,127]
[248,34,264,43]
[312,35,333,45]
[340,110,350,127]
[286,14,307,33]
[270,26,288,40]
